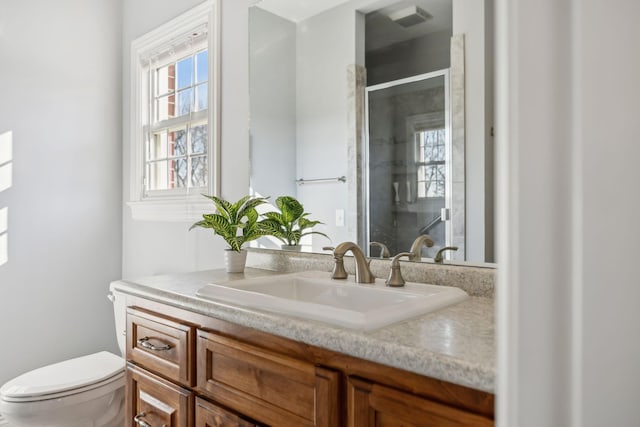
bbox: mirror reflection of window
[415,128,446,198]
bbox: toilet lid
[0,351,124,399]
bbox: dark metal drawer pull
[137,337,172,351]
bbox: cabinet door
[197,330,340,427]
[195,397,259,427]
[127,363,193,427]
[348,377,493,427]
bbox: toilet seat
[0,351,124,403]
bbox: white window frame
[127,1,220,221]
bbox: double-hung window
[148,48,209,193]
[128,1,219,221]
[415,127,446,198]
[406,112,447,200]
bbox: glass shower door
[365,70,451,260]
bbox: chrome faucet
[408,234,435,261]
[434,246,459,264]
[330,242,376,283]
[385,252,412,287]
[369,241,391,259]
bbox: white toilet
[0,288,127,426]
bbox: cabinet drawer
[126,363,193,427]
[196,330,339,427]
[195,397,260,427]
[348,377,493,427]
[127,307,196,386]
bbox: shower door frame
[363,69,453,259]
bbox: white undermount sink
[196,271,468,330]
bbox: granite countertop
[112,267,495,393]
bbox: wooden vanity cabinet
[124,297,494,427]
[348,377,493,427]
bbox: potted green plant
[261,196,329,251]
[190,195,269,272]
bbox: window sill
[127,197,211,222]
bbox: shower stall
[364,69,452,259]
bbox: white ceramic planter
[280,245,302,252]
[224,249,247,273]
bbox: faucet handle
[385,252,412,287]
[330,252,348,280]
[323,245,345,279]
[331,257,348,280]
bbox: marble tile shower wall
[368,85,447,257]
[450,34,467,257]
[247,248,495,298]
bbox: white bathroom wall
[249,8,297,202]
[295,4,356,250]
[0,0,122,385]
[496,0,640,425]
[577,1,640,424]
[122,0,250,278]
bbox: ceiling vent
[388,5,432,27]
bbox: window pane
[415,129,447,164]
[196,50,208,83]
[195,83,208,111]
[156,64,175,96]
[147,161,168,190]
[426,165,435,196]
[436,178,445,197]
[172,158,188,188]
[429,133,438,160]
[176,57,193,90]
[176,88,192,117]
[417,165,426,181]
[422,165,443,198]
[149,131,167,160]
[156,94,175,121]
[191,155,207,187]
[191,124,207,154]
[169,128,187,157]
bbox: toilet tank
[107,284,127,356]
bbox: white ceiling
[253,0,452,51]
[255,0,351,23]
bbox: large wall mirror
[249,0,495,265]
